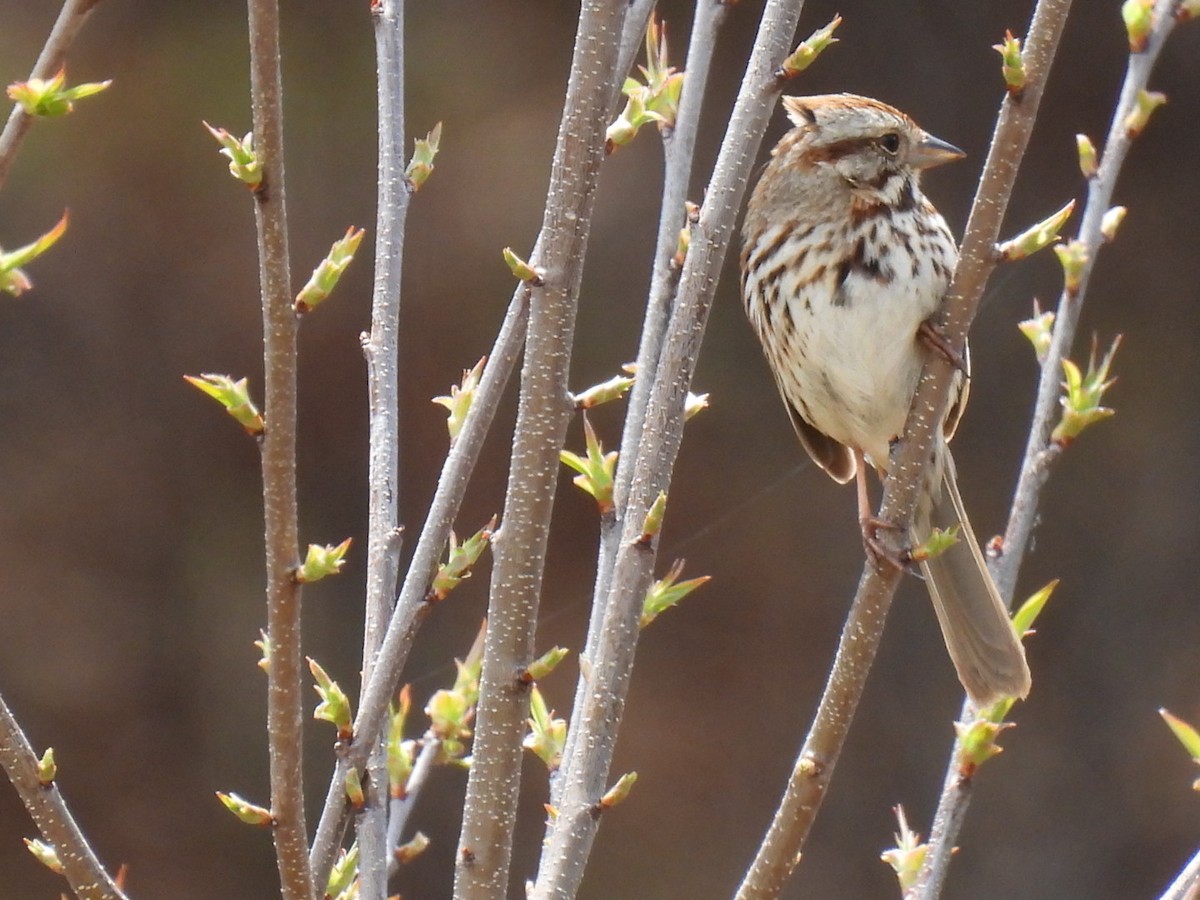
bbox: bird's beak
[911,133,965,170]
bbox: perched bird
[739,93,1030,706]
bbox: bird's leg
[856,450,906,571]
[918,318,968,374]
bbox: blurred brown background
[1,1,1199,897]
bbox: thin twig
[555,0,731,811]
[453,2,629,896]
[356,1,408,896]
[308,284,531,889]
[992,0,1179,603]
[734,2,1073,897]
[913,4,1183,896]
[532,3,809,896]
[0,692,127,900]
[309,7,658,883]
[245,1,313,898]
[385,736,440,876]
[1160,846,1200,900]
[0,0,106,193]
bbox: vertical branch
[453,2,628,896]
[0,0,106,193]
[308,282,531,889]
[246,2,314,898]
[734,1,1073,898]
[357,0,407,895]
[532,2,807,897]
[555,0,731,810]
[0,693,127,900]
[992,0,1179,602]
[914,4,1183,896]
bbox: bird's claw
[860,515,909,572]
[918,319,968,374]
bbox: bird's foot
[918,319,968,374]
[860,515,909,572]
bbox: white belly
[750,213,954,467]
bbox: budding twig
[0,0,107,193]
[912,2,1183,896]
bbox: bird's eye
[879,133,901,154]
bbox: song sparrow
[740,94,1030,706]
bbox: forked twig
[913,3,1185,896]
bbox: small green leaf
[23,838,64,874]
[1160,709,1200,762]
[387,685,415,798]
[395,831,430,864]
[344,766,365,808]
[1124,89,1166,138]
[640,491,668,543]
[1053,239,1088,294]
[641,559,710,628]
[605,14,685,152]
[1100,206,1127,242]
[992,30,1026,93]
[684,391,710,421]
[7,68,111,117]
[1076,133,1098,177]
[880,805,927,892]
[405,121,442,190]
[326,843,360,898]
[296,538,352,583]
[255,629,272,673]
[997,200,1075,262]
[1121,0,1155,51]
[524,646,569,683]
[183,373,265,435]
[560,414,617,514]
[203,121,263,189]
[909,526,960,563]
[502,246,543,284]
[434,357,487,444]
[1018,302,1056,365]
[523,684,567,771]
[574,374,635,410]
[1052,334,1122,446]
[308,657,354,740]
[217,791,274,826]
[36,747,56,786]
[598,771,638,809]
[1011,579,1058,638]
[430,518,495,601]
[777,14,842,78]
[954,717,1013,775]
[0,211,69,297]
[294,226,366,314]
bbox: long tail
[914,448,1031,707]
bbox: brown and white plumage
[741,94,1030,706]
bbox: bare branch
[356,0,408,894]
[734,1,1074,897]
[914,3,1184,896]
[533,2,811,896]
[0,692,127,899]
[453,2,630,895]
[0,0,106,193]
[245,0,313,897]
